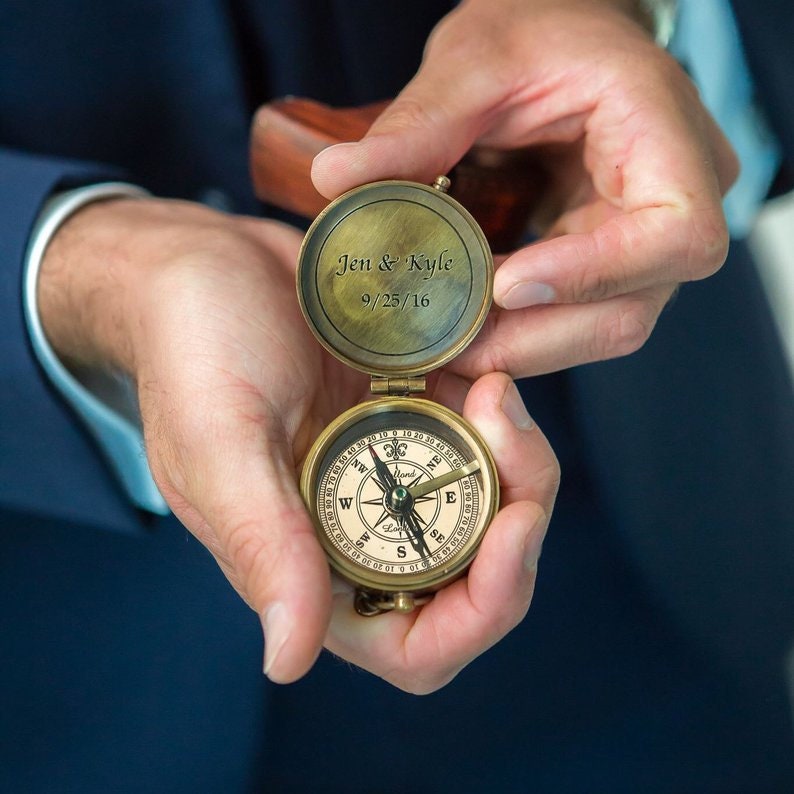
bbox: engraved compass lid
[297,179,493,377]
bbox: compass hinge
[370,376,426,395]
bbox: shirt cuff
[22,182,169,516]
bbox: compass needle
[368,444,397,489]
[407,460,481,499]
[297,178,498,615]
[402,510,430,559]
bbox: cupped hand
[312,0,739,377]
[39,197,364,682]
[327,370,558,694]
[39,197,558,690]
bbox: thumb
[311,53,502,198]
[163,433,332,685]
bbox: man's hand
[312,0,739,377]
[326,370,558,694]
[38,197,559,691]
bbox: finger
[310,95,487,200]
[493,203,729,311]
[461,372,559,508]
[424,369,473,415]
[455,284,676,379]
[311,45,506,199]
[151,411,332,685]
[324,373,559,693]
[494,55,734,310]
[326,501,547,694]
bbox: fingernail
[501,281,556,310]
[501,382,534,430]
[261,602,291,678]
[523,509,548,571]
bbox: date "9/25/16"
[361,292,431,311]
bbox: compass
[297,177,499,615]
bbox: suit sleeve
[0,146,153,534]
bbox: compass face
[301,399,498,594]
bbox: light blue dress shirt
[23,183,169,515]
[671,0,782,237]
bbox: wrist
[37,194,236,377]
[38,194,149,375]
[24,184,172,514]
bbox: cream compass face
[296,179,498,613]
[301,399,498,597]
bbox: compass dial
[295,179,498,613]
[301,398,498,598]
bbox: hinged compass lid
[297,179,493,377]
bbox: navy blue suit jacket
[1,2,792,791]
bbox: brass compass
[298,177,499,616]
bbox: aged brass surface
[300,398,499,601]
[297,179,499,615]
[370,376,426,395]
[298,181,492,377]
